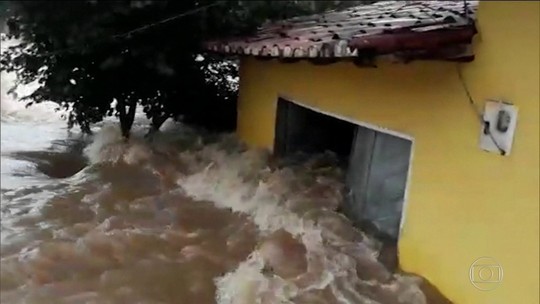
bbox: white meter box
[479,100,518,156]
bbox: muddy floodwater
[1,40,450,304]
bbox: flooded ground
[1,41,449,304]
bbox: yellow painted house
[205,1,539,303]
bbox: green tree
[0,0,343,138]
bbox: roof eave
[348,24,477,57]
[203,25,478,60]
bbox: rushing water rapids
[1,39,449,304]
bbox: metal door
[345,127,412,239]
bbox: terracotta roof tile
[204,0,478,61]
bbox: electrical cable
[456,64,507,156]
[5,0,225,58]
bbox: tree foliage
[0,0,355,137]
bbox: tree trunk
[80,124,93,135]
[117,99,137,139]
[145,115,167,139]
[152,115,168,132]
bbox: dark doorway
[274,97,413,263]
[274,97,355,161]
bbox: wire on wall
[457,0,506,156]
[456,64,507,156]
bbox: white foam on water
[83,123,153,165]
[177,143,427,304]
[76,125,429,303]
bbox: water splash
[1,123,435,303]
[177,140,426,304]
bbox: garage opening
[274,97,413,267]
[274,98,356,163]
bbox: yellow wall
[235,1,539,303]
